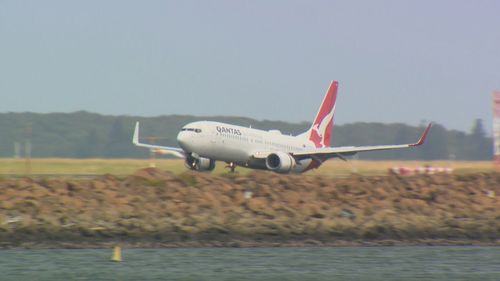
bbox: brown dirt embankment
[0,169,498,248]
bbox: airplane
[133,81,432,174]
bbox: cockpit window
[181,128,202,133]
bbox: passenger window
[195,129,201,133]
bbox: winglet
[410,123,432,147]
[133,122,140,145]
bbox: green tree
[466,119,492,160]
[103,117,131,158]
[0,112,493,160]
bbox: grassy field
[0,158,495,177]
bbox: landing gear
[225,162,237,173]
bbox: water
[0,246,498,280]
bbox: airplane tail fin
[298,81,339,148]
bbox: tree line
[0,111,492,160]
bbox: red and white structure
[493,92,500,169]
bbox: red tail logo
[309,81,338,148]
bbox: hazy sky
[1,1,499,133]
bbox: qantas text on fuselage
[133,81,432,174]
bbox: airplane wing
[292,123,432,161]
[132,122,185,158]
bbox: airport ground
[0,158,494,177]
[0,159,498,249]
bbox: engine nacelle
[265,152,296,174]
[185,156,216,172]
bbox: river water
[0,246,498,280]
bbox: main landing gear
[225,162,236,173]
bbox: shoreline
[3,238,500,250]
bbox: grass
[309,160,495,177]
[0,158,186,176]
[0,158,495,178]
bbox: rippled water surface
[0,246,498,280]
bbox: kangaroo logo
[311,106,335,147]
[308,81,338,148]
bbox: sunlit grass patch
[0,158,494,177]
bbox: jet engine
[265,152,296,173]
[185,155,216,172]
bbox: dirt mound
[0,169,498,247]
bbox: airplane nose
[177,132,187,147]
[177,132,186,145]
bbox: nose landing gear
[225,162,236,173]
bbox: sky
[0,0,499,133]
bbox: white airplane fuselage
[133,81,431,174]
[177,121,315,173]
